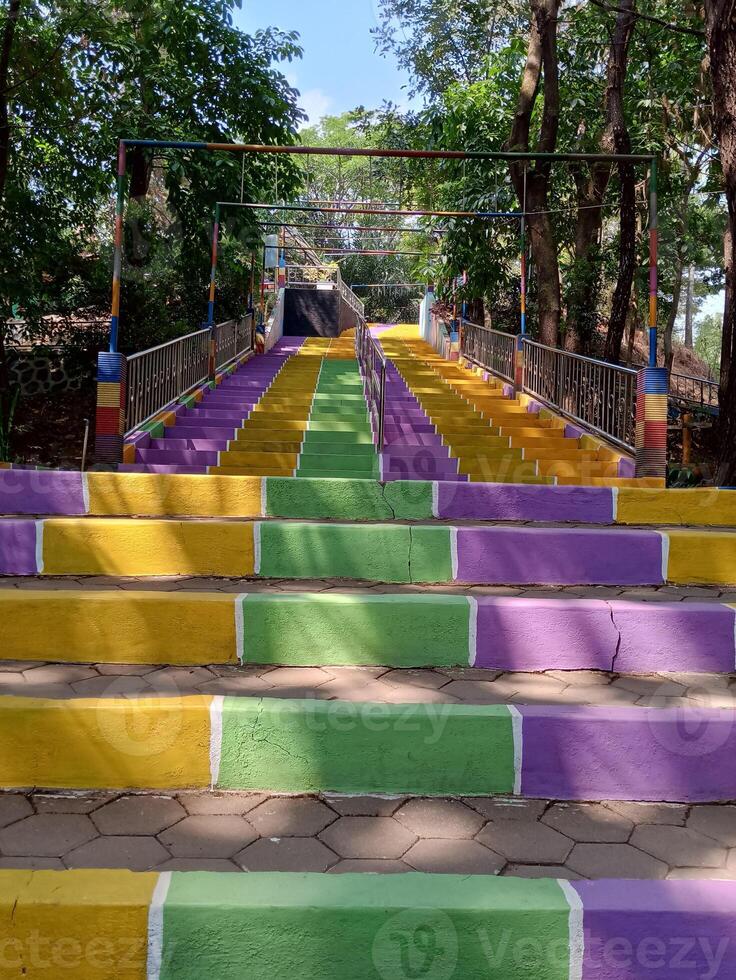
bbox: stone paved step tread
[0,791,733,879]
[3,517,735,585]
[1,589,734,673]
[0,663,731,708]
[3,470,736,528]
[1,688,734,800]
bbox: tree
[695,311,723,376]
[506,0,562,347]
[703,0,736,485]
[373,0,527,101]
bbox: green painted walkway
[296,359,379,480]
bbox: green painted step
[303,430,375,444]
[298,455,379,475]
[296,470,380,481]
[300,439,377,456]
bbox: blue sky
[237,0,412,125]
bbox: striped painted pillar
[514,334,524,393]
[635,366,668,479]
[95,352,127,463]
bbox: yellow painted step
[218,451,299,468]
[210,465,296,477]
[537,460,621,479]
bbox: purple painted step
[119,464,208,474]
[152,438,229,452]
[173,421,237,437]
[136,449,219,466]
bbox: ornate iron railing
[355,320,386,450]
[337,268,366,321]
[670,371,720,412]
[125,317,254,435]
[460,319,516,385]
[521,339,637,450]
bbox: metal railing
[285,264,336,287]
[337,268,366,321]
[521,339,637,451]
[460,319,516,385]
[213,314,255,370]
[355,320,386,450]
[670,371,720,412]
[125,316,254,435]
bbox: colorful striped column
[94,351,127,463]
[635,367,668,479]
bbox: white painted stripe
[146,872,172,980]
[558,880,584,980]
[379,454,384,481]
[467,596,478,666]
[658,531,671,583]
[260,478,267,518]
[508,705,523,796]
[521,447,525,461]
[611,486,619,523]
[34,520,44,574]
[450,526,459,581]
[81,472,90,515]
[431,481,439,518]
[234,593,248,664]
[253,521,262,575]
[209,695,224,786]
[216,450,221,468]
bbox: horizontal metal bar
[126,328,211,363]
[257,221,447,234]
[123,138,655,163]
[521,338,638,376]
[218,202,522,220]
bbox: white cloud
[298,88,333,126]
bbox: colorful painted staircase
[2,337,736,974]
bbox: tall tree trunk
[705,1,736,486]
[626,291,639,364]
[566,166,610,353]
[506,0,562,347]
[0,0,21,429]
[684,263,695,348]
[664,256,684,375]
[602,0,637,364]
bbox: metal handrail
[521,338,637,451]
[460,319,516,384]
[355,320,386,450]
[125,316,254,435]
[670,371,720,411]
[336,267,366,320]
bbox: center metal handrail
[460,319,516,384]
[521,339,637,451]
[355,320,386,450]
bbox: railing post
[514,335,524,394]
[95,351,128,463]
[635,366,669,480]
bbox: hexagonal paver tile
[465,798,549,821]
[179,793,267,816]
[394,799,485,839]
[66,836,169,870]
[32,793,117,815]
[403,839,505,875]
[630,826,728,869]
[324,796,406,817]
[667,867,736,880]
[156,858,240,872]
[236,837,336,872]
[158,815,256,858]
[327,859,410,874]
[542,803,633,843]
[477,820,572,864]
[503,864,583,880]
[428,681,509,705]
[0,814,97,857]
[264,667,332,689]
[603,801,687,826]
[567,843,668,879]
[0,794,33,829]
[319,817,416,859]
[92,795,186,835]
[380,669,450,691]
[22,665,98,685]
[686,806,736,847]
[248,798,336,837]
[0,856,66,870]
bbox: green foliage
[695,312,723,376]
